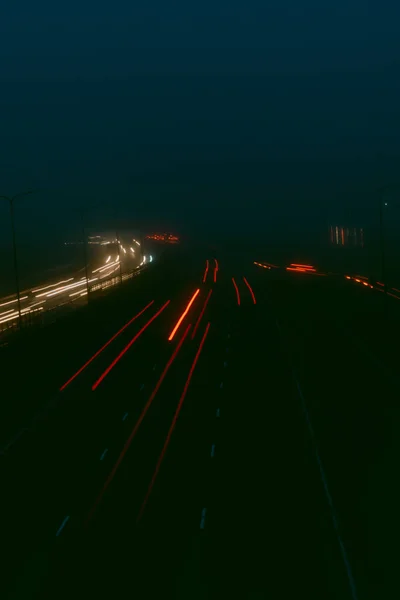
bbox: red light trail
[232,277,240,306]
[59,300,155,391]
[86,323,191,525]
[136,322,211,524]
[191,289,212,340]
[202,260,209,283]
[92,301,170,390]
[168,289,200,341]
[243,277,256,304]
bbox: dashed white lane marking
[122,412,129,421]
[56,515,70,537]
[219,382,224,389]
[100,448,108,460]
[211,444,215,457]
[216,408,220,417]
[200,507,207,529]
[224,361,228,368]
[140,383,145,391]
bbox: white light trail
[38,277,98,298]
[100,265,120,278]
[0,306,44,324]
[28,300,46,308]
[106,255,111,263]
[0,308,15,317]
[32,278,74,293]
[0,296,29,308]
[92,259,119,273]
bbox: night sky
[1,1,400,244]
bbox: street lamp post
[377,184,400,298]
[379,197,387,296]
[79,209,90,298]
[0,189,38,327]
[114,210,123,282]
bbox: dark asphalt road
[2,248,400,599]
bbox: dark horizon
[1,1,400,247]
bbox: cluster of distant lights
[343,275,400,300]
[254,261,327,276]
[330,226,364,248]
[345,274,372,288]
[286,263,316,273]
[253,261,278,269]
[146,233,179,243]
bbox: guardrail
[0,262,150,338]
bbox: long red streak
[232,277,240,306]
[243,277,256,304]
[59,300,154,391]
[214,258,219,270]
[92,301,170,390]
[86,323,191,525]
[191,288,212,340]
[213,266,217,283]
[202,260,209,283]
[168,289,200,341]
[136,322,211,523]
[286,267,315,273]
[290,263,314,268]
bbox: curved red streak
[213,266,217,283]
[136,322,211,524]
[202,260,209,283]
[232,277,240,306]
[86,323,191,525]
[243,277,256,304]
[59,300,155,391]
[214,258,219,270]
[191,288,212,340]
[92,301,170,390]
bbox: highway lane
[3,252,212,595]
[3,251,399,599]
